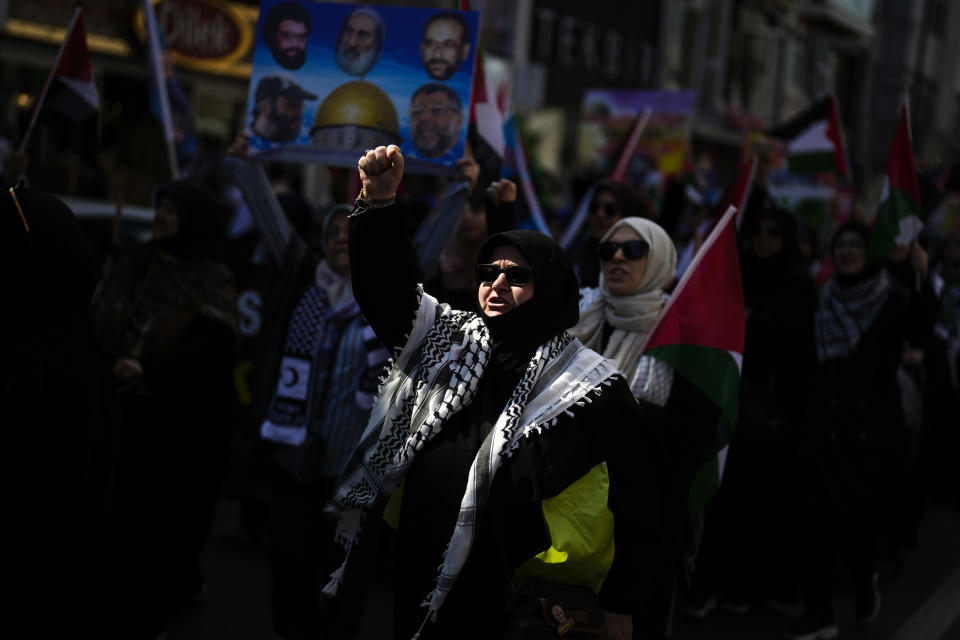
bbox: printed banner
[577,89,695,176]
[245,1,479,174]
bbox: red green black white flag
[766,95,851,181]
[640,204,745,513]
[24,5,99,155]
[868,100,923,261]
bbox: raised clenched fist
[486,179,517,205]
[358,145,404,202]
[454,156,480,191]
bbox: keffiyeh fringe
[323,286,619,640]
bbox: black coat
[349,199,667,640]
[811,280,912,452]
[740,255,817,439]
[1,184,123,637]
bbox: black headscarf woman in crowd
[325,146,667,640]
[1,182,122,639]
[786,221,923,640]
[90,180,239,639]
[576,181,645,288]
[685,205,816,617]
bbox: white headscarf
[573,217,677,387]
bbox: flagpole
[905,93,919,294]
[901,93,921,293]
[609,106,653,182]
[829,94,852,182]
[511,120,553,236]
[111,168,128,246]
[18,4,83,154]
[559,107,653,250]
[733,156,757,230]
[143,0,179,178]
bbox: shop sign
[531,6,657,87]
[134,0,254,74]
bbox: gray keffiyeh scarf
[815,269,891,363]
[323,286,618,639]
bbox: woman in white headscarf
[572,216,678,406]
[571,216,683,640]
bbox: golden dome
[311,81,399,134]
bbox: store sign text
[532,8,657,86]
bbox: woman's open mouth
[486,295,512,312]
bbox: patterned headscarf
[815,222,891,362]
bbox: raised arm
[349,146,422,352]
[223,131,294,267]
[485,179,517,236]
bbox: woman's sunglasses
[476,264,534,286]
[590,202,619,218]
[752,225,782,239]
[598,240,649,261]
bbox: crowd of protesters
[2,121,959,640]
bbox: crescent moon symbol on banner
[281,366,299,388]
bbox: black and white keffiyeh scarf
[260,261,361,446]
[323,286,618,638]
[815,269,891,363]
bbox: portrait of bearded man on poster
[419,12,471,81]
[335,7,385,76]
[262,2,311,71]
[250,74,317,143]
[408,83,463,159]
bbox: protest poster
[245,1,479,174]
[577,89,695,176]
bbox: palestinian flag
[640,205,745,513]
[766,95,850,181]
[868,101,922,261]
[25,6,99,155]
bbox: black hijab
[592,181,644,218]
[475,229,580,349]
[471,230,580,411]
[740,204,803,306]
[1,181,98,332]
[153,180,228,260]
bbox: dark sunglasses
[752,226,782,239]
[598,240,649,261]
[590,202,619,217]
[476,263,534,286]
